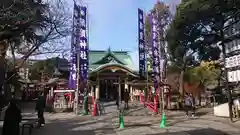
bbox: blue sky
[65,0,181,67]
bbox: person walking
[184,93,195,117]
[2,100,22,135]
[35,92,46,127]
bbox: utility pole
[221,29,233,122]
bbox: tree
[29,60,55,81]
[183,61,221,105]
[165,0,240,95]
[1,59,21,105]
[29,57,69,80]
[0,0,71,92]
[166,0,240,121]
[145,1,172,53]
[168,0,240,62]
[184,61,221,89]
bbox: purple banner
[150,13,160,92]
[68,4,80,89]
[78,6,88,82]
[138,8,146,79]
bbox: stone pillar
[49,87,53,97]
[124,83,128,90]
[129,85,133,101]
[118,77,121,103]
[125,80,129,102]
[95,85,99,100]
[91,86,94,97]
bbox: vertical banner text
[138,8,146,79]
[150,13,160,92]
[78,6,88,83]
[68,4,80,89]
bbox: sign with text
[78,6,88,82]
[68,4,80,89]
[138,8,146,79]
[150,13,160,93]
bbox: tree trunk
[179,70,185,95]
[198,94,201,106]
[179,56,187,96]
[0,41,8,110]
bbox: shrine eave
[89,63,138,77]
[113,81,170,87]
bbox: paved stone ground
[112,105,240,135]
[19,101,119,135]
[3,101,240,135]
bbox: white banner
[233,70,237,82]
[228,71,234,82]
[228,70,240,82]
[237,70,240,81]
[237,55,240,66]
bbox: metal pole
[118,77,121,104]
[82,1,89,115]
[146,61,149,104]
[96,73,99,107]
[161,71,165,113]
[75,53,80,114]
[221,34,233,122]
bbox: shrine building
[87,48,140,101]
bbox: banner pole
[75,52,80,114]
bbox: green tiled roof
[89,48,137,72]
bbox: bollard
[92,99,97,116]
[160,113,167,128]
[119,109,124,129]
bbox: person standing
[35,92,46,127]
[184,93,195,117]
[2,100,22,135]
[116,91,119,109]
[124,89,130,109]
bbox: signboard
[228,70,240,82]
[68,4,80,89]
[78,6,89,82]
[54,90,75,93]
[150,13,160,92]
[237,70,240,81]
[225,54,240,68]
[228,71,233,82]
[138,8,146,78]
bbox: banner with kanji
[68,4,80,89]
[150,13,160,93]
[78,6,88,82]
[138,8,146,79]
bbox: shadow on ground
[124,106,147,115]
[146,128,232,135]
[31,117,117,135]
